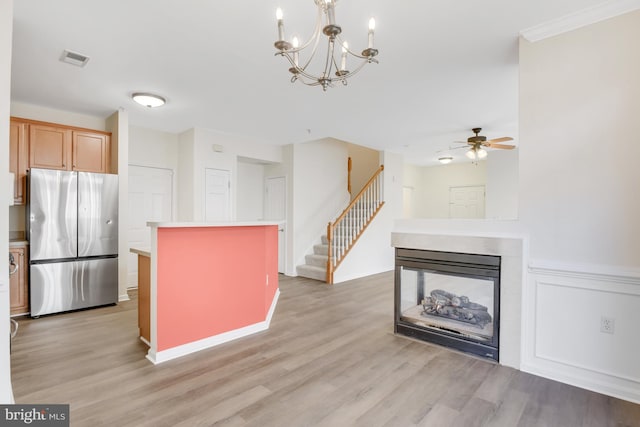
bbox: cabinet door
[73,131,110,173]
[9,246,29,316]
[29,124,72,170]
[9,120,28,204]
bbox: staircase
[296,165,385,284]
[296,235,331,281]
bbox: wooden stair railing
[326,165,385,284]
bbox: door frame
[265,175,287,274]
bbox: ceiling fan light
[438,156,453,164]
[465,149,477,160]
[132,92,166,108]
[477,148,487,159]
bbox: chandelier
[273,0,379,91]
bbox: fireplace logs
[421,289,492,328]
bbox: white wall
[237,161,265,221]
[334,150,403,283]
[408,161,487,218]
[485,149,518,220]
[106,109,129,302]
[519,13,640,267]
[265,147,293,275]
[11,101,107,131]
[347,142,380,197]
[177,129,195,221]
[393,9,640,404]
[518,10,640,403]
[292,138,350,269]
[192,128,239,221]
[129,126,179,169]
[177,127,283,222]
[1,0,13,403]
[129,125,179,220]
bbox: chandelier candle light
[274,0,379,91]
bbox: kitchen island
[131,221,280,364]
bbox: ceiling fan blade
[485,136,513,143]
[453,141,469,144]
[485,143,516,149]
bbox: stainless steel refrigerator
[28,168,119,316]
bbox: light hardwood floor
[10,272,640,426]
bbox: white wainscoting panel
[523,261,640,404]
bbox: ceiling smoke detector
[60,49,90,67]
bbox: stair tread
[296,264,326,282]
[297,264,324,271]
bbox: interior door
[127,166,173,287]
[449,185,485,219]
[265,176,286,273]
[205,168,231,221]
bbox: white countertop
[130,247,151,257]
[146,220,282,228]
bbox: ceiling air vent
[60,49,90,67]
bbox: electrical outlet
[600,316,615,334]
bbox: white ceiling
[10,0,607,165]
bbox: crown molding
[520,0,640,42]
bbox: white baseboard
[118,293,130,302]
[521,360,640,405]
[147,289,280,365]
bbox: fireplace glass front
[394,249,500,361]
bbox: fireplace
[394,248,501,362]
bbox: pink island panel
[156,225,278,351]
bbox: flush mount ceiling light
[273,0,379,91]
[438,156,453,164]
[132,93,166,108]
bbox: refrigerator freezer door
[29,168,78,261]
[30,258,118,316]
[78,172,119,257]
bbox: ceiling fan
[454,128,515,161]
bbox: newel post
[326,222,334,284]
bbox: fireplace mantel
[391,231,526,369]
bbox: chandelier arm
[298,22,323,72]
[333,57,369,79]
[278,50,319,82]
[334,34,374,60]
[279,51,328,84]
[323,37,337,78]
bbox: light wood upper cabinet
[29,124,72,171]
[9,119,29,204]
[23,118,112,174]
[73,131,110,173]
[10,244,29,316]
